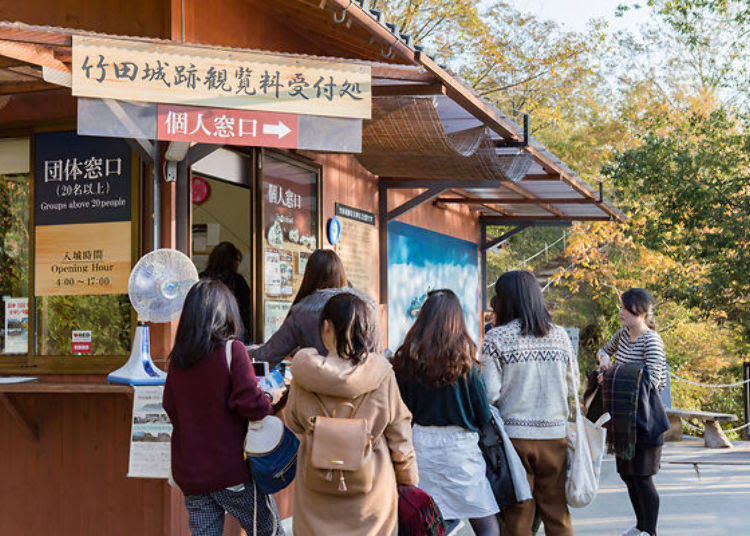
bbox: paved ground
[281,439,750,535]
[454,438,750,536]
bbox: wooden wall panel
[0,392,171,536]
[306,151,480,303]
[0,0,170,38]
[389,188,478,243]
[179,0,327,55]
[0,91,76,130]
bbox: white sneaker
[621,527,640,536]
[638,533,653,536]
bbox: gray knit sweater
[249,287,380,366]
[481,320,579,439]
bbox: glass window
[36,295,131,356]
[260,153,319,341]
[0,138,31,355]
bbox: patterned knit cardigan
[481,320,579,440]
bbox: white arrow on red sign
[262,120,292,139]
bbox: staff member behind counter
[201,242,252,343]
[249,249,380,366]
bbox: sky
[505,0,645,33]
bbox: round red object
[192,177,210,204]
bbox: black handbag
[478,417,518,508]
[583,369,605,422]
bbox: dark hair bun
[320,293,374,364]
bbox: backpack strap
[312,390,372,420]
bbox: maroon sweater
[163,339,273,495]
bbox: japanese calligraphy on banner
[158,104,299,148]
[34,132,131,296]
[72,36,372,119]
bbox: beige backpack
[304,391,376,496]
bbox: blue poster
[387,221,479,351]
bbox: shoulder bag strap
[312,392,332,418]
[225,339,234,372]
[350,389,372,418]
[567,347,582,420]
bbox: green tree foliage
[0,176,29,298]
[38,295,131,356]
[605,110,750,332]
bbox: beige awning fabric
[358,96,533,182]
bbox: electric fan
[108,249,199,385]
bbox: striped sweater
[481,320,579,440]
[600,329,667,390]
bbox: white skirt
[412,424,500,520]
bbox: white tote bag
[565,358,610,508]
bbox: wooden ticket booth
[0,2,622,535]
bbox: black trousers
[620,474,659,535]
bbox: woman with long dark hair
[598,288,666,536]
[200,242,251,342]
[481,270,578,536]
[250,249,378,364]
[394,289,500,536]
[292,248,347,305]
[286,293,417,535]
[163,280,285,536]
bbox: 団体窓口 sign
[71,36,372,119]
[33,132,132,297]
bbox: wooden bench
[665,408,738,448]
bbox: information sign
[72,36,372,119]
[33,132,132,296]
[128,386,172,479]
[71,330,92,354]
[334,203,378,298]
[158,104,299,149]
[3,298,28,354]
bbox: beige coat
[287,348,419,536]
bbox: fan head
[128,249,199,323]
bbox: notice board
[34,131,132,296]
[334,203,377,298]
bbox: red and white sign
[191,176,211,204]
[157,104,299,149]
[72,330,92,354]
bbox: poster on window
[264,300,292,343]
[261,156,318,341]
[33,132,132,296]
[128,386,172,479]
[3,297,28,354]
[387,222,479,351]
